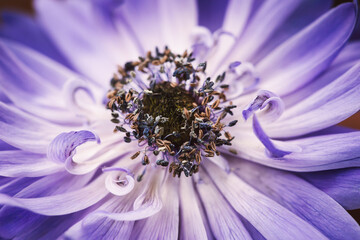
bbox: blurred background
[0,0,359,224]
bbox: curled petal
[191,26,214,58]
[47,130,99,164]
[253,115,291,158]
[84,170,163,222]
[63,77,97,117]
[103,167,135,196]
[242,90,284,122]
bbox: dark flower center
[142,82,195,149]
[106,47,237,179]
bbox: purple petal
[0,40,63,97]
[267,63,360,138]
[242,90,284,122]
[283,41,360,107]
[252,0,332,63]
[0,172,95,238]
[196,173,252,240]
[204,161,327,239]
[258,3,356,96]
[66,196,134,239]
[179,178,208,239]
[116,0,197,53]
[231,130,360,171]
[0,177,39,197]
[0,123,54,153]
[252,115,291,158]
[0,139,17,151]
[131,177,179,239]
[0,175,108,216]
[47,130,98,164]
[232,160,360,240]
[15,208,95,240]
[301,168,360,210]
[197,0,229,32]
[0,151,61,177]
[0,39,83,124]
[0,11,71,67]
[222,0,253,36]
[226,0,305,62]
[34,0,134,85]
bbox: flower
[0,0,360,239]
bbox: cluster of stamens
[106,47,238,179]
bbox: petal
[47,130,98,164]
[0,172,95,238]
[0,11,71,66]
[116,0,197,52]
[0,122,54,153]
[228,0,304,62]
[252,0,332,63]
[66,196,135,240]
[258,3,356,96]
[0,177,39,197]
[0,151,61,177]
[252,115,291,158]
[34,0,134,85]
[242,90,284,122]
[283,42,360,107]
[196,173,252,240]
[231,130,360,171]
[179,178,208,240]
[0,39,83,124]
[267,63,360,138]
[84,170,163,222]
[204,161,327,239]
[197,0,229,32]
[301,168,360,210]
[131,177,179,239]
[0,175,108,216]
[232,160,360,240]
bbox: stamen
[106,47,238,177]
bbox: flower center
[141,81,195,149]
[106,48,238,179]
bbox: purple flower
[0,0,360,239]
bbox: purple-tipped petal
[179,178,208,240]
[0,11,71,67]
[242,90,284,122]
[204,161,327,240]
[196,173,252,240]
[283,42,360,107]
[0,39,83,124]
[0,151,61,177]
[0,176,108,216]
[0,177,39,197]
[0,172,95,239]
[47,130,98,164]
[67,196,135,240]
[252,0,332,63]
[301,168,360,210]
[197,0,229,32]
[232,160,360,240]
[267,63,360,138]
[252,115,291,158]
[131,177,179,239]
[258,3,356,96]
[116,0,197,53]
[231,130,360,171]
[34,0,136,85]
[227,0,304,62]
[0,123,54,153]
